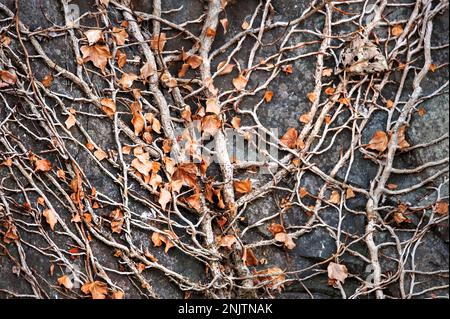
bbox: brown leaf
[118,72,138,90]
[281,65,293,74]
[241,20,250,30]
[186,55,203,69]
[299,112,312,124]
[43,209,58,230]
[325,87,335,95]
[112,291,124,299]
[150,33,167,51]
[115,49,127,69]
[234,178,252,194]
[306,92,317,103]
[242,248,258,266]
[80,45,112,72]
[434,201,448,216]
[35,159,52,172]
[346,188,356,199]
[42,74,53,88]
[386,100,394,109]
[254,267,286,290]
[173,163,198,187]
[57,275,74,290]
[391,24,404,37]
[158,186,172,211]
[220,18,229,34]
[206,97,221,115]
[111,27,128,45]
[100,98,116,117]
[65,114,77,129]
[0,70,17,87]
[268,223,285,235]
[131,112,145,136]
[81,281,108,299]
[329,190,341,204]
[417,107,426,117]
[280,128,298,149]
[140,62,154,81]
[206,28,216,37]
[110,209,124,234]
[217,61,235,75]
[366,130,389,153]
[84,29,103,45]
[232,74,248,91]
[274,232,296,250]
[201,115,222,136]
[94,148,108,161]
[219,235,237,249]
[397,125,410,149]
[264,91,274,103]
[327,262,348,284]
[231,116,241,129]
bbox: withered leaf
[111,27,128,45]
[327,262,348,284]
[43,209,58,230]
[57,275,74,290]
[84,29,103,46]
[81,281,108,299]
[219,235,237,249]
[35,159,52,172]
[100,98,116,117]
[366,130,389,153]
[232,74,248,91]
[233,178,252,194]
[80,45,112,72]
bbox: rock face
[0,0,448,299]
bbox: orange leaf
[366,130,389,153]
[391,24,404,37]
[329,190,341,204]
[264,91,274,103]
[150,33,167,51]
[306,92,317,103]
[232,74,248,91]
[280,128,299,149]
[80,45,112,72]
[35,159,52,172]
[327,262,348,284]
[43,209,58,230]
[111,27,128,45]
[100,98,116,117]
[219,235,237,249]
[57,275,74,290]
[434,201,448,216]
[217,61,235,75]
[158,186,172,211]
[234,178,252,194]
[81,281,108,299]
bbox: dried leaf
[201,115,222,136]
[242,248,258,266]
[264,91,274,102]
[35,159,52,172]
[57,275,74,290]
[151,33,167,51]
[43,209,58,230]
[231,116,241,129]
[346,188,356,199]
[118,72,138,90]
[327,262,348,284]
[299,112,312,124]
[116,49,127,68]
[217,61,235,75]
[391,24,404,37]
[322,68,333,77]
[307,92,317,103]
[268,223,285,235]
[397,125,410,149]
[325,87,335,95]
[220,18,229,34]
[329,190,341,204]
[233,74,248,91]
[281,65,293,74]
[100,98,116,117]
[219,235,237,249]
[94,148,107,161]
[206,97,221,115]
[80,45,112,72]
[111,27,128,46]
[110,209,124,234]
[254,267,285,290]
[81,281,108,299]
[140,62,154,81]
[366,130,389,153]
[65,114,77,129]
[434,201,448,216]
[0,70,17,87]
[158,186,172,211]
[280,128,298,149]
[131,112,145,136]
[186,55,203,69]
[84,29,103,45]
[233,178,252,194]
[42,74,53,88]
[274,232,296,250]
